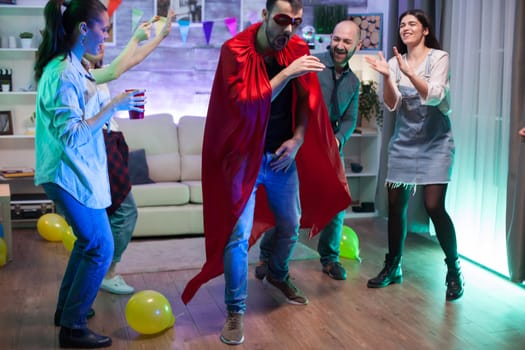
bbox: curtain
[445,0,515,275]
[506,0,525,282]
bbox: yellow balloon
[62,226,77,252]
[125,290,175,335]
[340,225,361,261]
[0,237,7,267]
[37,213,69,242]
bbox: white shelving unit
[0,1,44,199]
[343,127,381,218]
[0,1,43,169]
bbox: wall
[104,0,388,122]
[104,0,237,120]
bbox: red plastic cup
[126,89,145,119]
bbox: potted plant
[358,80,383,128]
[19,32,33,49]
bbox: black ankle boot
[59,327,112,348]
[445,257,464,301]
[367,253,403,288]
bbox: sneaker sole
[220,335,245,345]
[100,285,135,295]
[262,277,309,305]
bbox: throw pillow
[128,149,154,185]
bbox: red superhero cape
[181,23,350,304]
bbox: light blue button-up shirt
[35,53,111,209]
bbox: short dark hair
[397,9,441,54]
[266,0,303,13]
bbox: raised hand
[285,55,325,80]
[393,46,415,78]
[133,21,154,43]
[365,51,389,77]
[519,127,525,142]
[159,9,175,38]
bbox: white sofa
[115,114,205,237]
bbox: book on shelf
[0,167,35,178]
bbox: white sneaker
[100,275,134,295]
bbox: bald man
[313,20,362,280]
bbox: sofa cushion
[116,114,181,182]
[131,182,189,207]
[128,149,154,185]
[182,180,202,203]
[133,204,203,236]
[178,116,205,181]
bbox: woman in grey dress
[364,9,463,301]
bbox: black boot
[445,257,464,301]
[59,327,112,348]
[367,254,403,288]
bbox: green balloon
[340,225,361,261]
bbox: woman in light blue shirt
[34,1,144,348]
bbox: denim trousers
[259,152,346,266]
[224,153,301,313]
[108,192,137,263]
[317,151,346,265]
[43,183,113,329]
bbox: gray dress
[386,50,455,186]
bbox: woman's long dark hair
[396,9,441,54]
[34,0,107,81]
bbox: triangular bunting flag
[178,19,191,43]
[131,8,144,32]
[202,21,214,45]
[224,17,237,37]
[107,0,122,17]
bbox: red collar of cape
[182,23,351,304]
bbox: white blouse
[387,49,451,116]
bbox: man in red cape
[181,0,350,345]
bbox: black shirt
[264,57,293,153]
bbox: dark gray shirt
[314,50,360,150]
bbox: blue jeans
[224,152,301,313]
[317,151,346,265]
[43,183,113,329]
[317,209,345,265]
[108,192,137,263]
[259,153,346,266]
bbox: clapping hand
[392,46,415,78]
[365,51,390,77]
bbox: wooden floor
[1,218,525,350]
